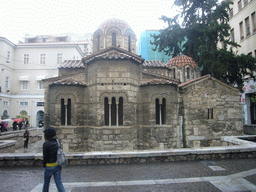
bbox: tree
[151,0,256,89]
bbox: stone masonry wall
[181,78,243,148]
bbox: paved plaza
[1,140,256,191]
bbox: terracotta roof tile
[60,60,84,68]
[51,78,86,86]
[143,60,167,68]
[141,79,177,86]
[167,55,198,69]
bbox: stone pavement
[1,140,256,191]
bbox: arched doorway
[36,110,44,127]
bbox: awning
[19,76,29,81]
[36,76,46,81]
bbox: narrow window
[104,97,109,126]
[252,12,256,33]
[238,0,242,11]
[38,81,44,90]
[208,108,214,119]
[229,8,233,18]
[230,29,235,42]
[5,77,9,89]
[239,22,244,40]
[118,97,123,126]
[7,51,10,62]
[173,68,176,79]
[161,98,166,125]
[112,33,116,46]
[24,54,29,64]
[21,81,29,90]
[187,68,190,79]
[57,54,62,64]
[67,98,71,125]
[61,99,65,125]
[156,98,160,124]
[245,17,250,36]
[111,97,117,126]
[244,0,248,6]
[97,35,100,52]
[40,54,46,64]
[128,35,131,52]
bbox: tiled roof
[60,60,84,68]
[141,79,177,86]
[142,70,180,83]
[178,74,211,87]
[51,78,86,86]
[166,55,198,69]
[143,61,167,68]
[83,46,144,64]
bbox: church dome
[166,55,198,69]
[98,18,132,34]
[92,18,137,54]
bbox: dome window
[112,33,116,46]
[128,35,131,52]
[97,35,100,52]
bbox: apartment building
[0,35,91,127]
[229,0,256,124]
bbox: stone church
[44,19,243,152]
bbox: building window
[187,68,190,79]
[20,102,29,106]
[238,0,242,11]
[244,0,248,6]
[208,108,214,119]
[6,51,10,62]
[229,8,233,18]
[37,102,44,106]
[112,33,116,46]
[24,54,29,64]
[97,35,100,52]
[252,12,256,33]
[3,101,9,106]
[239,21,244,40]
[40,54,46,64]
[5,77,9,89]
[83,44,88,52]
[128,35,131,52]
[38,81,44,90]
[104,96,123,126]
[173,68,176,79]
[156,98,166,125]
[57,54,62,64]
[245,17,250,36]
[254,50,256,58]
[230,29,235,42]
[21,81,29,90]
[61,98,71,126]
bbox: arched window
[104,97,109,126]
[155,98,160,125]
[155,98,166,125]
[61,98,65,125]
[173,68,176,79]
[111,97,117,126]
[104,96,124,126]
[112,33,116,46]
[128,35,131,52]
[187,68,190,79]
[67,98,71,125]
[97,35,100,52]
[118,97,123,126]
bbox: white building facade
[228,0,256,124]
[0,35,91,127]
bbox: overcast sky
[0,0,179,44]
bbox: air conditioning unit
[6,60,10,63]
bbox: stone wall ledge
[1,135,256,166]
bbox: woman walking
[42,127,65,192]
[23,129,30,148]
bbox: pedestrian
[23,129,30,148]
[18,121,23,130]
[42,127,65,192]
[3,122,7,132]
[12,121,17,131]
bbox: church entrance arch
[36,110,44,127]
